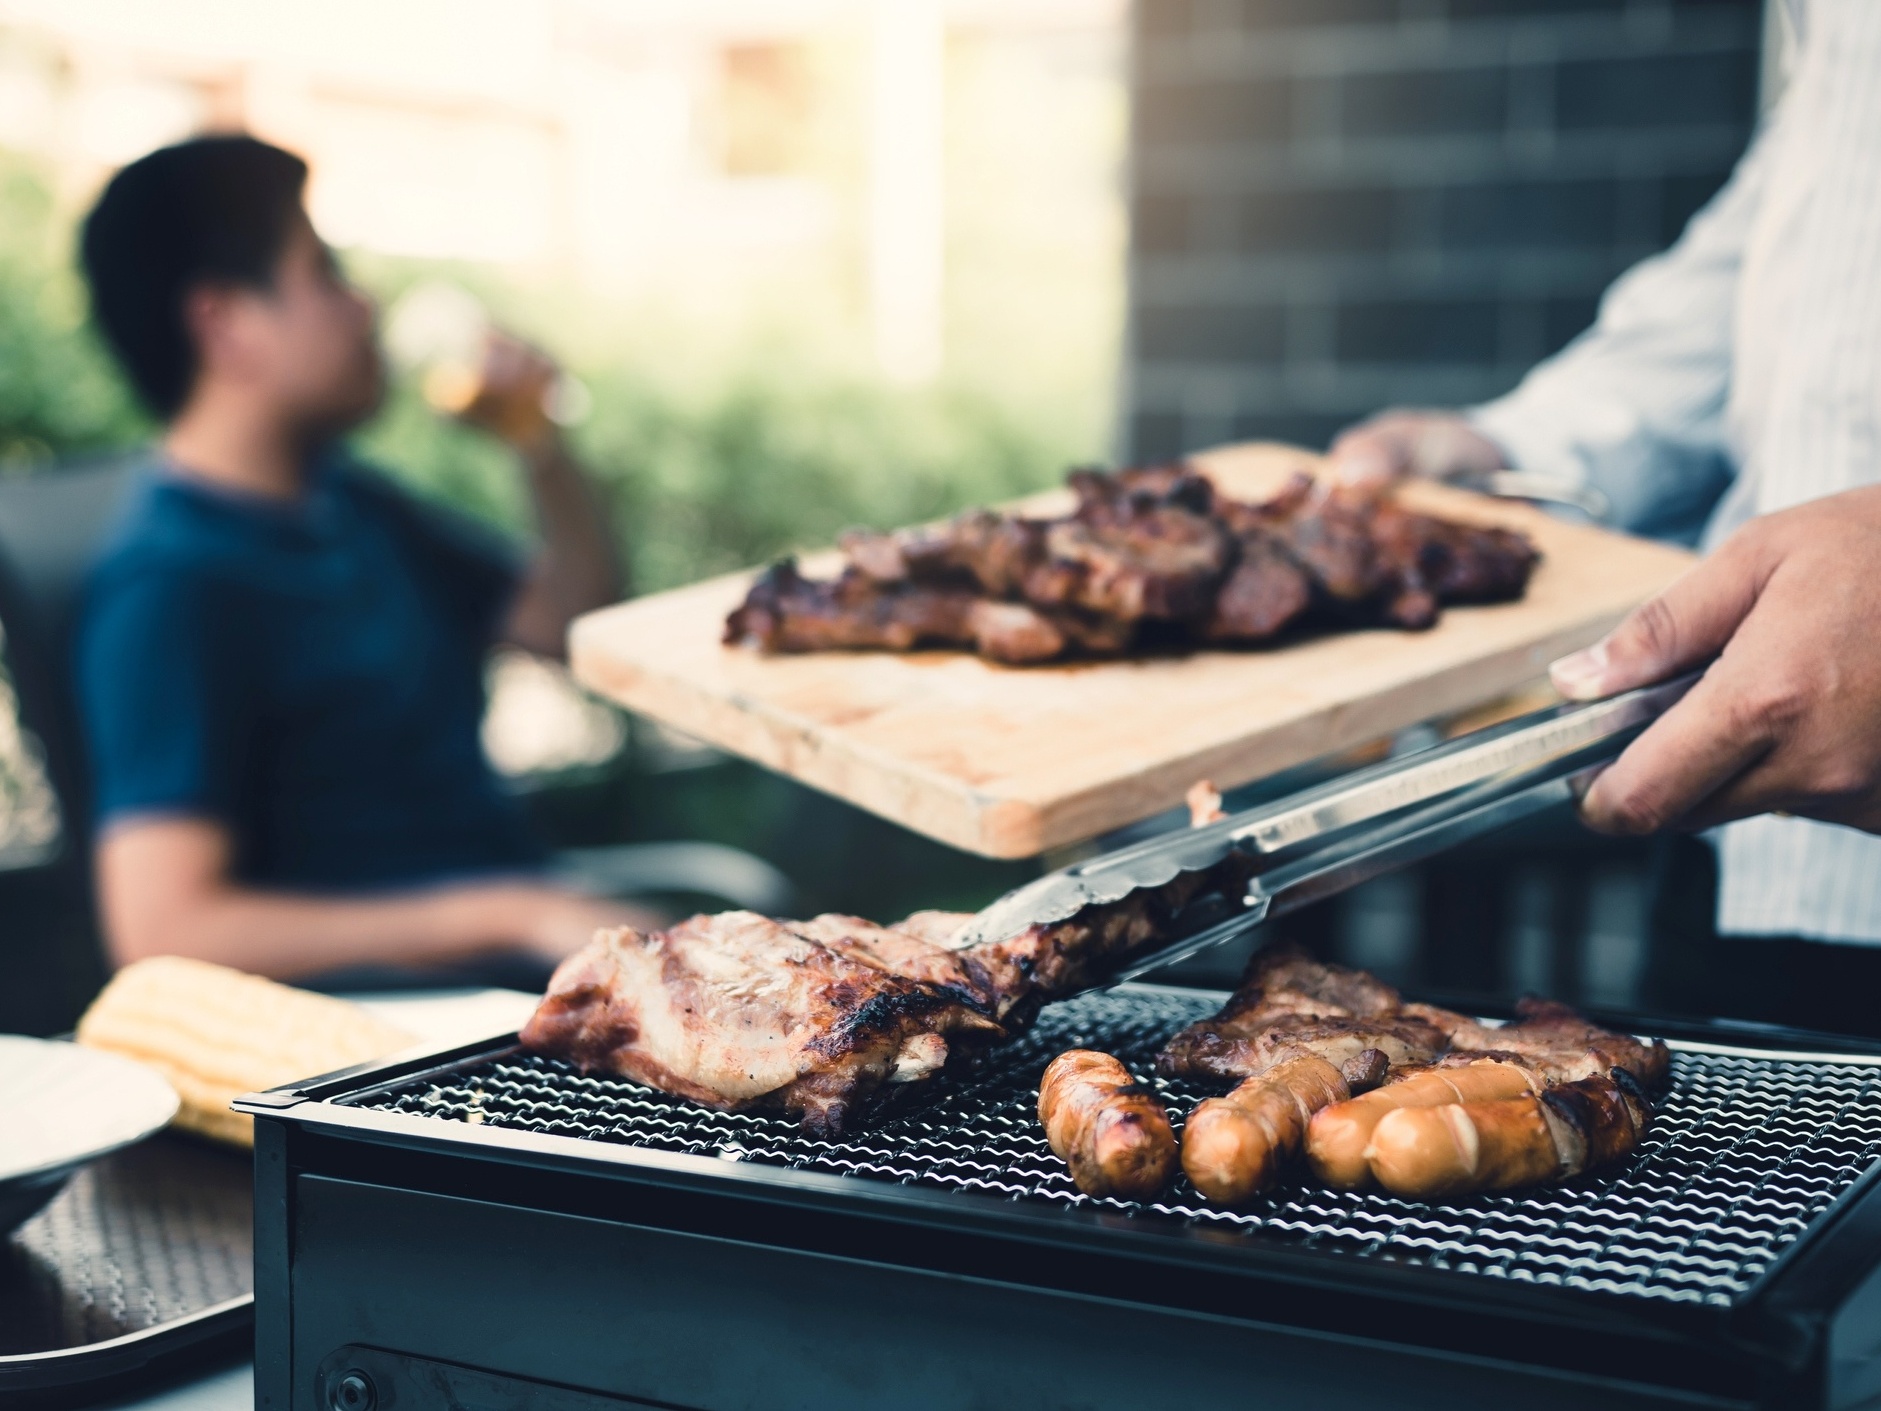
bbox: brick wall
[1125,0,1765,461]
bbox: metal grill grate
[348,988,1881,1309]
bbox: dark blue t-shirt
[76,455,546,891]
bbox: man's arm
[1549,484,1881,837]
[97,816,637,981]
[450,333,623,660]
[1328,108,1785,539]
[503,427,623,659]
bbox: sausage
[1181,1055,1349,1206]
[1364,1074,1648,1200]
[1038,1050,1178,1200]
[1367,1094,1563,1198]
[1305,1060,1535,1189]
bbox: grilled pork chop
[1159,944,1669,1094]
[519,912,1001,1136]
[1410,998,1672,1088]
[523,866,1246,1132]
[1157,944,1446,1085]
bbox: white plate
[351,988,540,1047]
[0,1035,179,1234]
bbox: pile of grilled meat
[521,865,1667,1204]
[723,464,1541,665]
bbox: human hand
[449,330,560,454]
[1325,409,1508,490]
[1549,485,1881,836]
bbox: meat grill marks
[1156,944,1669,1092]
[1154,944,1670,1201]
[725,463,1541,664]
[518,912,1003,1136]
[522,867,1237,1133]
[1410,996,1672,1089]
[1155,944,1447,1087]
[723,560,1133,666]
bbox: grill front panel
[344,988,1881,1311]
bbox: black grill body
[245,985,1881,1411]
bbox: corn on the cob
[76,956,415,1147]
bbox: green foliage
[0,153,150,470]
[0,151,1104,593]
[573,359,1072,591]
[351,306,1091,594]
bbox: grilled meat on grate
[726,463,1540,664]
[1406,997,1672,1089]
[1156,943,1444,1085]
[1150,944,1670,1202]
[519,912,1002,1136]
[1364,1072,1651,1199]
[1037,1050,1178,1201]
[522,869,1235,1133]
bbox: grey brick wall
[1125,0,1765,461]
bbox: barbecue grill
[242,984,1881,1411]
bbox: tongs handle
[1106,742,1614,987]
[1103,676,1698,985]
[956,668,1701,956]
[1223,669,1701,855]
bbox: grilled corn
[76,956,415,1147]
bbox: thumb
[1326,423,1415,489]
[1550,536,1765,701]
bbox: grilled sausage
[1038,1050,1178,1200]
[1182,1054,1349,1205]
[1305,1060,1536,1189]
[1365,1073,1648,1199]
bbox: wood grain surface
[569,442,1695,859]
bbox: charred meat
[724,559,1129,665]
[520,911,1003,1136]
[1158,943,1669,1203]
[523,865,1244,1133]
[727,463,1540,664]
[1156,944,1447,1084]
[1408,996,1672,1088]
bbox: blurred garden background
[0,0,1764,1034]
[0,0,1128,946]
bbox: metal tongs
[952,671,1702,980]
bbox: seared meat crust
[519,912,1001,1137]
[522,864,1246,1133]
[1410,997,1672,1089]
[1158,945,1669,1094]
[724,559,1130,664]
[729,463,1539,664]
[1162,943,1669,1202]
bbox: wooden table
[570,443,1694,859]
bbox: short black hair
[80,135,309,419]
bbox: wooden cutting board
[569,442,1695,859]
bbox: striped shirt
[1470,0,1881,944]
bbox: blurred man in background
[1325,0,1881,1032]
[76,134,645,984]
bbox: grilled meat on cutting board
[725,463,1540,664]
[521,871,1223,1133]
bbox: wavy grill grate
[347,988,1881,1309]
